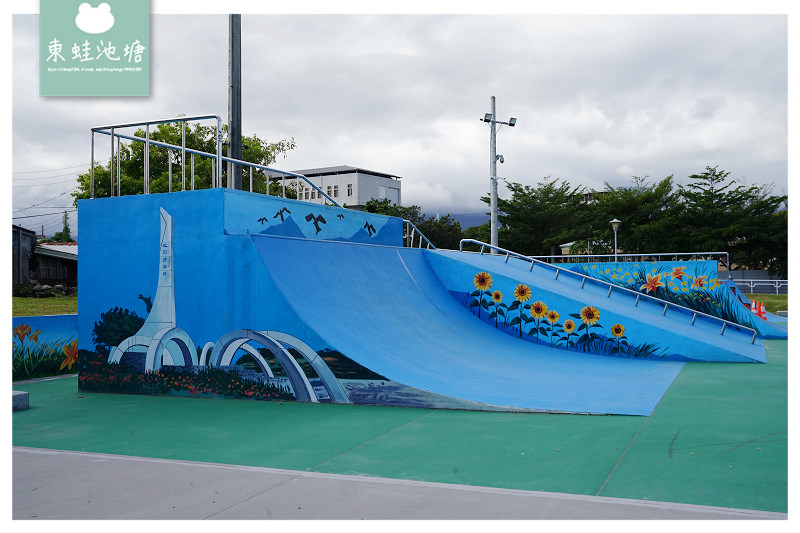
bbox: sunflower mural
[463,272,662,359]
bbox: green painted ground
[13,339,787,512]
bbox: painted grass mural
[571,261,759,330]
[464,271,663,359]
[12,321,78,381]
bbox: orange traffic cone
[759,302,767,319]
[751,300,758,314]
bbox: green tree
[586,175,681,254]
[73,119,298,203]
[42,211,74,243]
[677,166,787,275]
[91,307,145,357]
[363,198,464,249]
[489,178,588,256]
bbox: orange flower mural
[640,273,664,294]
[13,324,31,343]
[691,275,708,289]
[60,339,79,371]
[671,267,687,280]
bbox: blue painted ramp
[426,251,766,363]
[252,235,683,416]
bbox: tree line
[71,121,786,277]
[367,167,787,277]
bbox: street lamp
[482,96,516,253]
[610,218,621,261]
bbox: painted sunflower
[580,305,600,325]
[473,271,493,291]
[611,324,625,338]
[529,301,548,319]
[563,319,576,334]
[514,283,532,302]
[546,310,559,324]
[491,290,503,304]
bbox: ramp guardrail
[458,239,758,344]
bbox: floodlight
[508,117,517,127]
[483,113,492,123]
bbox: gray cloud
[12,13,788,236]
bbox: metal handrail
[731,279,789,295]
[403,220,437,249]
[458,239,758,344]
[530,251,731,272]
[89,115,341,207]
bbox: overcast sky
[7,2,791,238]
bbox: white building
[292,166,401,209]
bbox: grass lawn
[748,294,787,314]
[12,296,78,317]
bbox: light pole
[610,218,621,261]
[482,96,516,253]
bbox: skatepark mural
[571,261,787,339]
[77,190,768,416]
[12,315,78,381]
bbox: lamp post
[482,96,516,253]
[610,218,621,261]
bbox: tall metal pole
[228,14,242,190]
[489,96,498,253]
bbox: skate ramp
[252,234,684,416]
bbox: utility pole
[489,96,498,252]
[228,14,242,190]
[482,96,516,253]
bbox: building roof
[36,242,78,260]
[292,165,402,181]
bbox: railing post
[168,149,172,193]
[109,127,114,196]
[215,117,222,188]
[191,153,195,190]
[116,136,121,195]
[144,124,150,194]
[181,121,186,191]
[90,130,95,198]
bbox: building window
[311,190,316,199]
[347,183,353,196]
[333,185,339,198]
[327,186,332,197]
[304,189,310,200]
[40,257,59,279]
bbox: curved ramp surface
[252,235,683,416]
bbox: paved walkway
[13,447,783,519]
[12,338,788,519]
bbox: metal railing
[527,251,731,272]
[459,239,758,344]
[733,279,788,295]
[403,220,437,249]
[89,115,340,207]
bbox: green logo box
[40,0,150,97]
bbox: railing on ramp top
[458,239,758,344]
[89,115,340,207]
[403,219,437,249]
